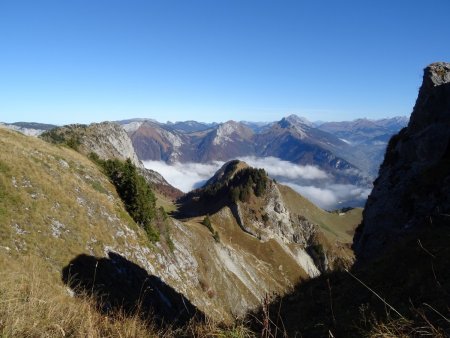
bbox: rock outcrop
[40,122,142,167]
[177,160,360,275]
[353,62,450,260]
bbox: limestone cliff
[41,122,142,167]
[353,62,450,260]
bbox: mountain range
[1,115,408,182]
[120,115,407,185]
[118,115,407,209]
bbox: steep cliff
[40,122,142,167]
[354,62,450,260]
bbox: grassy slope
[0,127,142,262]
[155,189,177,212]
[0,127,162,336]
[0,127,259,337]
[278,184,362,244]
[180,212,308,319]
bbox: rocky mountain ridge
[127,118,374,188]
[318,116,409,176]
[353,62,450,260]
[177,160,360,273]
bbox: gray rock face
[83,122,143,168]
[353,62,450,260]
[81,123,183,199]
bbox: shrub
[212,231,220,243]
[201,215,220,243]
[40,126,86,151]
[90,155,159,242]
[201,215,213,232]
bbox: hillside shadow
[173,190,230,219]
[62,251,203,328]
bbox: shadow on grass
[62,251,203,328]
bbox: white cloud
[283,182,371,210]
[143,160,223,193]
[238,156,329,180]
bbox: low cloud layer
[283,182,371,210]
[143,157,371,210]
[143,160,224,193]
[238,156,329,180]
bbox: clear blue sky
[1,0,449,125]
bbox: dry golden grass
[0,128,160,336]
[0,127,145,263]
[278,184,362,244]
[0,254,256,337]
[181,321,255,338]
[155,190,178,213]
[0,255,153,338]
[367,315,448,338]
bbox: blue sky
[0,0,449,125]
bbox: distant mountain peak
[212,121,253,146]
[285,114,313,127]
[277,117,308,138]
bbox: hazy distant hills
[316,116,409,176]
[318,116,409,145]
[0,121,57,136]
[166,120,218,133]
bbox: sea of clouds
[143,156,371,210]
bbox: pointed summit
[285,114,313,127]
